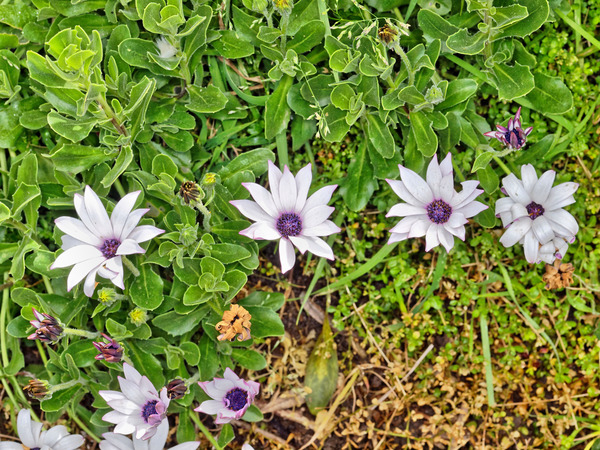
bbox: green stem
[185,371,201,387]
[1,273,10,367]
[279,13,289,52]
[194,200,212,232]
[393,43,414,86]
[122,256,140,277]
[114,179,127,198]
[96,95,127,136]
[0,149,7,194]
[276,131,289,168]
[63,327,100,339]
[316,0,339,83]
[51,378,85,392]
[492,156,512,176]
[69,407,101,442]
[190,411,223,450]
[555,9,600,51]
[42,275,53,294]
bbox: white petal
[67,257,106,291]
[452,185,483,210]
[439,153,453,176]
[301,185,337,214]
[499,219,532,247]
[126,225,164,244]
[17,410,38,447]
[52,434,85,450]
[386,203,426,218]
[55,217,103,246]
[523,231,540,263]
[147,420,168,450]
[230,200,273,222]
[0,444,25,449]
[445,224,466,241]
[196,400,225,415]
[425,224,439,251]
[399,165,434,204]
[242,183,279,218]
[545,182,578,210]
[554,237,569,259]
[278,166,298,212]
[239,222,280,240]
[60,234,87,250]
[408,218,431,238]
[387,179,422,206]
[100,433,134,450]
[119,209,150,241]
[290,236,334,259]
[302,205,334,228]
[437,227,455,252]
[74,193,102,237]
[171,443,201,450]
[531,216,554,245]
[494,196,515,215]
[457,201,487,218]
[116,239,145,256]
[51,245,103,269]
[390,216,426,234]
[502,174,531,205]
[267,160,283,209]
[302,220,340,237]
[118,378,149,405]
[499,211,513,227]
[113,420,137,436]
[84,186,113,238]
[123,363,143,384]
[99,390,128,403]
[544,209,579,237]
[388,232,408,244]
[110,191,141,239]
[510,203,529,221]
[278,239,295,273]
[446,212,467,228]
[520,164,538,193]
[531,170,555,204]
[294,164,312,212]
[426,155,442,198]
[83,265,101,297]
[439,174,455,203]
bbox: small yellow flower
[202,173,217,186]
[129,307,148,326]
[216,304,252,342]
[272,0,292,13]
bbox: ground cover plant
[0,0,599,448]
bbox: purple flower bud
[93,333,123,363]
[166,378,187,400]
[483,107,533,150]
[27,308,63,343]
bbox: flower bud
[179,181,202,205]
[27,308,63,343]
[129,307,148,326]
[378,24,398,46]
[93,333,124,363]
[166,378,187,400]
[23,379,51,400]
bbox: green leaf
[231,348,268,370]
[365,114,394,159]
[437,79,478,110]
[238,291,285,310]
[410,111,438,157]
[118,38,179,77]
[265,75,293,139]
[11,183,40,220]
[129,263,164,310]
[257,26,282,43]
[514,134,554,164]
[101,145,134,188]
[213,30,254,58]
[7,316,30,338]
[198,333,219,381]
[330,84,354,110]
[152,306,209,336]
[491,5,529,28]
[493,0,549,39]
[244,306,284,338]
[210,243,252,264]
[340,142,376,211]
[472,152,494,172]
[446,29,486,55]
[321,104,350,143]
[329,49,360,73]
[125,76,156,141]
[305,315,338,415]
[241,404,263,422]
[48,144,113,173]
[47,111,98,142]
[477,165,499,193]
[41,386,81,412]
[521,72,573,115]
[64,340,98,368]
[474,207,497,228]
[417,9,459,44]
[287,20,325,54]
[160,130,194,152]
[491,62,535,100]
[187,85,228,114]
[217,424,235,448]
[126,340,165,387]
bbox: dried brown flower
[179,181,200,204]
[216,304,252,342]
[23,379,51,400]
[378,24,398,46]
[543,260,575,289]
[166,378,187,400]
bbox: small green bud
[129,307,148,326]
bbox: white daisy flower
[100,420,198,450]
[99,363,170,441]
[0,409,84,450]
[386,154,487,252]
[51,186,164,297]
[230,161,340,273]
[495,164,579,264]
[155,37,177,59]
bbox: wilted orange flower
[216,304,252,342]
[543,260,575,289]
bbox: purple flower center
[225,388,248,411]
[276,213,302,238]
[526,201,545,220]
[100,238,120,258]
[426,199,452,224]
[504,128,524,149]
[141,400,158,423]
